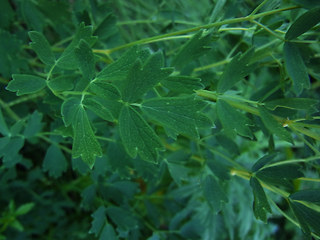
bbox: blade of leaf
[61,97,82,127]
[290,190,320,204]
[142,96,211,139]
[72,107,102,168]
[6,74,46,96]
[88,81,121,100]
[285,7,320,40]
[89,206,107,237]
[161,76,204,94]
[29,31,55,65]
[43,144,67,178]
[258,106,293,144]
[83,96,115,122]
[23,111,43,138]
[119,105,163,163]
[265,98,318,111]
[250,177,272,223]
[284,42,310,95]
[75,39,95,80]
[217,99,253,139]
[0,107,9,136]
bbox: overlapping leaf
[142,96,211,139]
[75,39,95,80]
[29,31,55,65]
[161,76,204,94]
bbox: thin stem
[249,0,270,16]
[251,19,285,41]
[0,99,21,121]
[37,135,72,154]
[7,92,45,107]
[260,155,320,169]
[194,58,231,72]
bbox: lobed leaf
[217,99,253,139]
[72,107,102,168]
[43,144,68,178]
[47,74,76,92]
[28,31,55,65]
[250,177,272,223]
[251,154,277,172]
[106,206,138,231]
[265,98,318,111]
[23,111,43,138]
[284,42,310,95]
[119,105,163,163]
[258,106,293,144]
[83,96,115,122]
[171,30,211,70]
[89,206,107,237]
[61,97,82,127]
[6,74,46,96]
[285,7,320,40]
[75,39,95,80]
[161,76,204,94]
[88,81,121,100]
[142,96,211,139]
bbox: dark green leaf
[207,157,231,181]
[256,164,303,182]
[61,97,82,127]
[83,96,115,122]
[43,144,67,178]
[99,224,117,240]
[0,0,14,28]
[258,106,293,144]
[7,74,46,96]
[120,51,173,102]
[106,206,138,231]
[89,206,106,237]
[23,111,43,138]
[142,96,211,139]
[290,190,320,204]
[15,203,34,216]
[171,30,211,70]
[119,105,163,163]
[292,0,320,8]
[88,81,121,100]
[217,99,253,139]
[265,98,318,111]
[250,177,272,222]
[284,42,310,95]
[166,151,190,185]
[47,75,76,92]
[94,12,118,40]
[0,107,9,136]
[285,7,320,40]
[202,174,228,213]
[28,31,55,65]
[21,0,45,32]
[75,39,95,80]
[72,107,102,168]
[57,23,97,69]
[161,76,204,94]
[0,136,24,166]
[217,48,255,93]
[251,154,277,172]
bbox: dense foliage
[0,0,320,239]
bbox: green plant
[0,0,320,239]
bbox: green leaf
[47,74,76,92]
[21,0,45,32]
[99,224,117,240]
[106,206,138,231]
[120,51,173,102]
[161,76,204,94]
[217,48,255,93]
[94,12,118,40]
[43,144,68,178]
[83,96,115,122]
[256,164,303,183]
[75,39,95,80]
[119,105,163,163]
[292,0,320,9]
[95,46,150,82]
[142,96,211,139]
[15,203,35,216]
[284,42,310,95]
[0,0,14,28]
[89,206,106,237]
[285,7,320,40]
[251,154,277,172]
[202,174,228,213]
[72,107,102,168]
[265,98,318,111]
[0,107,9,136]
[6,74,46,96]
[171,30,211,70]
[217,99,253,139]
[290,190,320,204]
[61,97,82,127]
[28,31,55,65]
[57,23,97,69]
[166,151,191,185]
[258,106,293,144]
[23,111,43,138]
[250,177,272,223]
[88,81,121,100]
[0,136,24,166]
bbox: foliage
[0,0,320,239]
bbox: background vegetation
[0,0,320,239]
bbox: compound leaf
[7,74,46,96]
[142,96,211,139]
[171,30,211,70]
[284,42,310,95]
[120,51,173,102]
[285,7,320,40]
[119,105,163,163]
[89,206,106,237]
[161,76,204,94]
[106,206,138,231]
[217,99,253,139]
[28,31,55,65]
[217,48,255,93]
[250,177,272,223]
[43,144,67,178]
[72,107,102,168]
[258,106,293,144]
[75,39,95,80]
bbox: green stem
[260,155,320,169]
[7,92,45,107]
[0,99,21,121]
